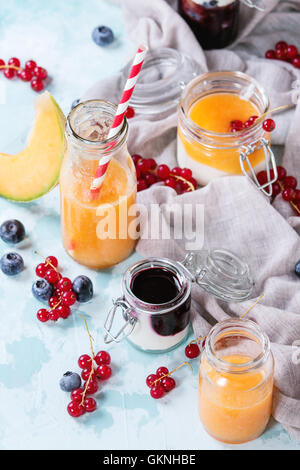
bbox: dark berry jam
[130,267,191,336]
[178,0,240,50]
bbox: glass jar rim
[179,71,270,145]
[123,257,191,314]
[66,99,128,152]
[205,318,271,374]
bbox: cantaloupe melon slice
[0,91,65,202]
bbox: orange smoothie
[60,156,137,269]
[199,354,273,444]
[178,91,268,185]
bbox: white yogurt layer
[177,135,266,186]
[191,0,235,7]
[128,312,189,352]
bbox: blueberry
[92,26,114,47]
[0,252,24,276]
[32,279,54,302]
[59,371,81,392]
[71,98,80,110]
[0,219,25,244]
[295,260,300,278]
[72,275,93,303]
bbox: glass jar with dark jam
[103,250,254,354]
[179,0,240,50]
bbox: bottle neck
[65,99,128,160]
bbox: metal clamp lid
[242,0,265,11]
[103,297,137,344]
[239,137,277,196]
[179,249,254,302]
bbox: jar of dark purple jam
[104,258,191,353]
[179,0,240,49]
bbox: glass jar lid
[119,48,203,117]
[179,249,253,302]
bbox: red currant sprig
[230,116,276,134]
[67,317,112,418]
[132,154,197,194]
[265,41,300,69]
[185,335,206,359]
[256,166,300,216]
[0,57,48,92]
[146,362,192,399]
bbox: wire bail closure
[239,137,278,196]
[242,0,265,12]
[103,297,137,344]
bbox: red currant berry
[35,263,47,277]
[70,388,84,402]
[156,367,169,378]
[62,290,77,306]
[161,376,176,392]
[8,57,20,68]
[81,368,96,382]
[256,171,268,186]
[125,106,135,119]
[56,305,71,319]
[95,350,111,366]
[33,66,48,80]
[180,168,192,180]
[37,309,49,323]
[144,172,157,186]
[136,158,148,173]
[262,119,275,132]
[146,374,159,388]
[48,295,60,308]
[292,56,300,69]
[164,177,177,189]
[31,77,44,92]
[132,154,142,165]
[48,309,60,321]
[57,277,72,292]
[248,115,258,124]
[265,50,276,59]
[46,256,58,267]
[171,167,182,176]
[244,120,252,128]
[230,120,244,132]
[294,189,300,201]
[25,60,37,71]
[282,188,295,201]
[272,182,281,197]
[275,47,287,60]
[185,343,201,359]
[137,178,148,192]
[67,400,85,418]
[84,397,97,413]
[4,68,15,79]
[277,166,287,181]
[276,41,288,50]
[85,379,99,394]
[150,384,165,399]
[19,69,32,82]
[177,179,189,194]
[287,45,298,60]
[45,269,60,284]
[157,164,170,180]
[283,176,297,189]
[0,59,5,68]
[96,364,112,380]
[148,158,157,170]
[78,354,93,370]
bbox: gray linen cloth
[84,0,300,439]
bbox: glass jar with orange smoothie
[178,71,277,195]
[60,100,137,269]
[199,318,274,444]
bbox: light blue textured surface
[0,0,299,451]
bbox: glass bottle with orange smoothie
[178,71,277,195]
[199,318,274,444]
[60,100,137,269]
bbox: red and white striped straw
[90,45,148,192]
